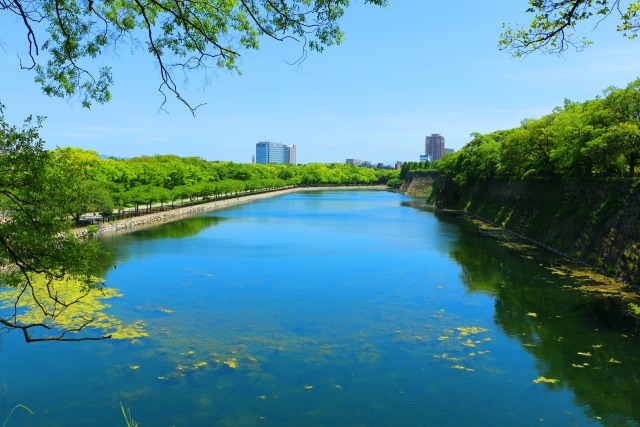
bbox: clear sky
[1,1,640,164]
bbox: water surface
[1,190,639,426]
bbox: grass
[2,404,33,427]
[121,403,139,427]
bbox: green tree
[602,79,640,176]
[547,100,602,176]
[500,0,640,56]
[500,117,555,178]
[50,148,115,220]
[0,107,111,342]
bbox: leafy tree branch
[500,0,640,56]
[2,0,388,112]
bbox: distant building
[256,142,296,164]
[284,144,297,165]
[251,155,256,164]
[444,148,455,156]
[420,155,430,162]
[346,158,363,166]
[425,134,445,161]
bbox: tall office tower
[425,134,445,161]
[256,141,284,164]
[284,144,297,165]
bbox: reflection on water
[442,212,640,425]
[0,190,638,426]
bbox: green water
[1,190,639,426]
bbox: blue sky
[1,1,640,164]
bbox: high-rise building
[425,134,445,161]
[256,141,283,164]
[284,144,297,165]
[256,142,296,164]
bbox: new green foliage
[500,0,640,57]
[42,150,399,215]
[434,78,640,182]
[3,0,388,112]
[0,106,113,342]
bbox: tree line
[431,78,640,187]
[47,148,399,219]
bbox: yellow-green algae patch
[533,376,559,384]
[0,273,147,340]
[135,304,174,314]
[466,216,640,318]
[456,326,488,336]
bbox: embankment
[402,172,640,287]
[86,186,388,236]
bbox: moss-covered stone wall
[404,172,640,287]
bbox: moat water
[1,190,639,426]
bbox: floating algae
[222,358,238,369]
[533,377,559,384]
[431,324,494,373]
[450,365,474,372]
[456,326,488,336]
[174,361,209,374]
[0,273,147,340]
[134,304,174,314]
[572,363,588,368]
[467,215,640,317]
[433,353,460,361]
[111,320,149,340]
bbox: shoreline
[87,185,389,236]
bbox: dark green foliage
[399,161,432,180]
[387,178,403,189]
